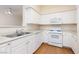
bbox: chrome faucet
[16,29,24,36]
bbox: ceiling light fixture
[5,8,14,15]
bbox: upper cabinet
[23,5,76,25]
[61,10,76,24]
[40,5,76,25]
[23,5,41,26]
[40,10,76,24]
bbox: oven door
[48,33,62,44]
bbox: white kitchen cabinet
[23,6,40,25]
[63,32,79,54]
[41,31,49,42]
[28,32,42,54]
[0,32,42,54]
[11,42,28,54]
[71,35,79,54]
[72,41,79,54]
[27,8,40,24]
[62,11,76,24]
[27,35,36,54]
[63,32,73,47]
[40,14,62,24]
[0,42,11,54]
[40,10,76,25]
[34,33,42,50]
[11,37,28,54]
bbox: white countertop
[0,31,40,44]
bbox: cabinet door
[24,8,40,24]
[28,33,42,54]
[73,42,79,54]
[40,13,55,24]
[34,33,42,51]
[42,31,49,42]
[71,37,79,53]
[71,35,79,54]
[62,10,76,24]
[27,35,36,54]
[41,10,76,24]
[30,8,40,24]
[63,32,72,47]
[11,37,28,54]
[11,42,28,54]
[0,42,11,54]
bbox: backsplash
[40,24,77,32]
[0,24,40,35]
[0,27,27,35]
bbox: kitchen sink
[4,32,31,38]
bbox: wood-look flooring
[34,43,74,54]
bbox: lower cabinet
[63,32,79,54]
[27,35,36,54]
[0,42,11,54]
[71,35,79,54]
[10,36,29,54]
[11,44,27,54]
[11,41,28,54]
[0,31,78,54]
[28,33,42,54]
[0,32,42,54]
[35,33,42,50]
[63,32,72,47]
[74,42,79,54]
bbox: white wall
[0,11,22,26]
[0,25,40,35]
[0,27,27,35]
[24,24,40,31]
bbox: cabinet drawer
[11,42,28,54]
[11,37,27,47]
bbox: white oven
[47,29,63,47]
